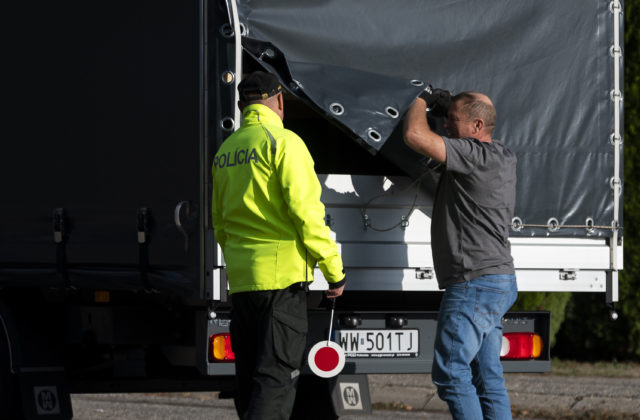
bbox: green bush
[511,292,571,348]
[553,290,639,361]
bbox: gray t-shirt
[431,136,517,288]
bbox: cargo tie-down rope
[360,170,431,232]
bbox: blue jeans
[432,274,518,420]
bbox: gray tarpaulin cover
[236,0,622,238]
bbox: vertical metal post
[607,0,623,305]
[200,0,208,294]
[228,0,242,130]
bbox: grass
[550,358,640,378]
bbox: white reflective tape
[212,269,221,301]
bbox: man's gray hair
[452,92,496,129]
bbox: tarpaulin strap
[510,222,621,232]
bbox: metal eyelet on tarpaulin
[239,37,426,155]
[234,0,624,240]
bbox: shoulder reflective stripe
[264,128,277,155]
[245,109,260,121]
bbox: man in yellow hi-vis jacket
[211,71,346,420]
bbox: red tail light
[209,333,235,362]
[500,332,543,360]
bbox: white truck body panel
[308,174,622,293]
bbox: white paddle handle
[327,298,336,345]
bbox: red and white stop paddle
[307,298,345,378]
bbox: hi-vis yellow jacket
[211,104,345,294]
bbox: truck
[1,0,623,418]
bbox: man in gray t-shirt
[403,91,518,420]
[433,134,516,287]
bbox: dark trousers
[230,285,308,420]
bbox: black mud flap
[330,374,372,416]
[17,368,72,420]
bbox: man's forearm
[403,98,447,163]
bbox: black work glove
[419,85,451,118]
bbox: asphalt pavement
[70,373,640,419]
[366,373,640,419]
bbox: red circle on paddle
[314,346,340,371]
[308,341,345,378]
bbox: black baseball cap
[238,71,283,102]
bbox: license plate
[335,329,419,358]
